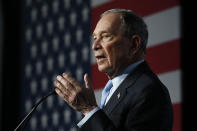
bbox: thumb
[84,73,92,89]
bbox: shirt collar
[111,59,144,88]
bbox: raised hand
[54,73,98,115]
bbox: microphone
[14,89,57,131]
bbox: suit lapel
[103,62,148,115]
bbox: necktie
[100,80,113,109]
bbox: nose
[92,39,102,51]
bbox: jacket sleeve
[78,109,118,131]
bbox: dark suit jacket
[79,62,173,131]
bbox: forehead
[93,13,122,35]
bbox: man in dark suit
[54,9,173,131]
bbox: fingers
[57,75,76,92]
[84,73,92,89]
[54,72,98,114]
[54,80,76,103]
[54,73,80,104]
[62,73,81,88]
[54,79,72,95]
[55,87,69,101]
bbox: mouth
[95,55,106,61]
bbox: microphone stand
[14,89,56,131]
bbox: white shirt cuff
[77,107,100,128]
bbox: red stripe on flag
[91,0,179,31]
[146,39,180,74]
[91,64,109,90]
[91,39,180,90]
[173,103,182,131]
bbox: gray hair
[101,9,148,54]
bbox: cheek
[109,46,129,66]
[103,38,128,67]
[105,47,118,67]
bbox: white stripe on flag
[145,6,181,48]
[158,69,181,104]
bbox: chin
[98,64,113,75]
[98,64,108,72]
[98,66,106,73]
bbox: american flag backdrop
[20,0,90,130]
[20,0,181,131]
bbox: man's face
[92,13,132,78]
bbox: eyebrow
[92,31,110,37]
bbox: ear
[129,35,142,55]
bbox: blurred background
[0,0,193,131]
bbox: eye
[101,34,113,42]
[92,35,97,41]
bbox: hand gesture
[54,73,97,115]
